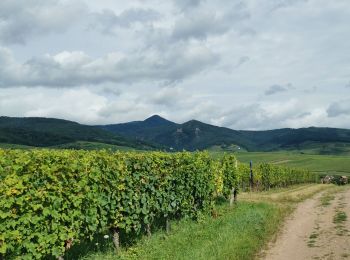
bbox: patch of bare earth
[261,187,350,260]
[240,184,328,203]
[272,160,292,164]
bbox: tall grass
[78,202,285,260]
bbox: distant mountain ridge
[0,116,155,149]
[1,115,350,153]
[100,115,350,152]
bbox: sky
[0,0,350,130]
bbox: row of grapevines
[238,162,317,191]
[0,150,238,259]
[0,149,315,259]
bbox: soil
[262,187,350,260]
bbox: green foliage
[0,116,156,150]
[0,149,316,259]
[220,154,240,198]
[0,150,216,259]
[238,162,316,191]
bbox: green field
[0,143,34,149]
[0,141,137,151]
[234,151,350,176]
[51,141,137,151]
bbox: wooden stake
[146,224,151,237]
[250,160,254,191]
[230,187,236,206]
[113,229,120,252]
[166,218,171,234]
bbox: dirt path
[272,159,292,164]
[240,184,329,203]
[262,186,350,260]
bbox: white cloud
[0,0,350,129]
[0,87,106,124]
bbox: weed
[334,211,347,224]
[308,232,319,247]
[320,194,335,206]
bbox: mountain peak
[145,114,165,121]
[144,115,175,127]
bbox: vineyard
[0,149,317,259]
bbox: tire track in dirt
[261,187,350,260]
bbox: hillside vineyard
[0,149,316,259]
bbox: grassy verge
[77,202,285,260]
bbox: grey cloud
[151,87,184,107]
[0,0,87,45]
[270,0,309,12]
[304,86,318,93]
[148,86,203,112]
[172,12,228,41]
[98,100,143,118]
[218,99,303,130]
[220,104,268,130]
[0,45,219,88]
[171,3,250,41]
[327,100,350,117]
[298,112,312,118]
[92,8,161,34]
[346,81,350,88]
[238,28,257,37]
[100,87,122,97]
[265,84,289,95]
[173,0,203,11]
[236,56,250,67]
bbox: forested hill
[101,115,350,153]
[1,115,350,153]
[0,116,155,149]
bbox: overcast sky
[0,0,350,130]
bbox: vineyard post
[112,228,120,253]
[229,187,238,205]
[250,160,254,191]
[166,218,171,234]
[230,187,235,206]
[146,224,151,237]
